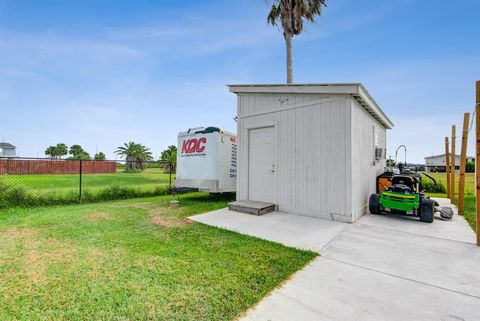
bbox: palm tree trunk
[285,32,293,84]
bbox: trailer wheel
[369,194,382,214]
[419,199,435,223]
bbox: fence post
[475,80,480,246]
[169,162,172,190]
[451,125,456,204]
[445,137,451,199]
[79,159,83,202]
[458,113,470,215]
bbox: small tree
[94,152,106,161]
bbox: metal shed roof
[227,83,394,129]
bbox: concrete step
[228,200,277,216]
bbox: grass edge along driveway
[0,193,317,321]
[425,172,476,230]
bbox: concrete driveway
[191,198,480,321]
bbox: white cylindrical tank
[175,127,237,193]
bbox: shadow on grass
[178,192,236,203]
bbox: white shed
[228,83,393,223]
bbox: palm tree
[45,146,56,159]
[115,142,153,172]
[160,146,177,174]
[94,152,106,161]
[69,144,84,158]
[267,0,327,83]
[55,143,68,159]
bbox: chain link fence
[0,157,176,208]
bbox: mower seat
[391,175,418,193]
[388,184,412,194]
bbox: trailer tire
[369,194,382,215]
[419,199,435,223]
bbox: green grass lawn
[424,172,476,230]
[0,193,316,320]
[0,168,175,207]
[1,167,173,194]
[425,171,475,195]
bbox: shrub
[6,187,30,206]
[0,182,37,208]
[422,179,446,193]
[466,160,475,173]
[144,162,162,169]
[0,181,171,209]
[97,186,139,200]
[0,181,10,208]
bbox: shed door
[248,126,275,203]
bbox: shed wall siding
[237,93,353,221]
[351,99,387,221]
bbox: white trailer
[175,127,237,193]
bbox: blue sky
[1,0,479,162]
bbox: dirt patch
[149,214,177,227]
[148,214,192,228]
[84,212,112,222]
[0,227,38,254]
[108,202,161,209]
[147,206,192,228]
[0,228,80,287]
[108,201,193,227]
[1,227,35,240]
[24,238,79,285]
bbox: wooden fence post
[458,113,470,215]
[445,137,451,199]
[451,125,456,204]
[475,80,480,246]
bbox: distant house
[424,154,474,172]
[0,142,16,158]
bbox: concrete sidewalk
[191,208,348,252]
[190,198,480,321]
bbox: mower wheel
[369,194,382,214]
[419,199,435,223]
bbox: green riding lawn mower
[369,171,454,223]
